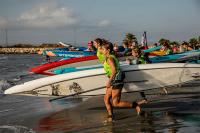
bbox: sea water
[0,54,44,91]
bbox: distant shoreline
[0,47,57,54]
[0,43,71,54]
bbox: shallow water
[0,54,61,92]
[0,54,200,133]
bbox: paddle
[49,79,172,102]
[49,79,148,102]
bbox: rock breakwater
[0,48,55,54]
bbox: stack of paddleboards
[30,48,200,76]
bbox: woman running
[102,41,147,122]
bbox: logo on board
[69,82,82,94]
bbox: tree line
[123,33,200,49]
[0,43,67,48]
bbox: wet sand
[0,80,200,133]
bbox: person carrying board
[101,41,147,122]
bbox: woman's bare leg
[111,89,132,108]
[104,87,113,116]
[111,88,147,115]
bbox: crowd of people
[156,41,199,55]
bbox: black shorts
[109,71,125,89]
[110,79,124,89]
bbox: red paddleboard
[30,55,98,76]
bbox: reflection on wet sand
[38,108,191,133]
[37,82,200,133]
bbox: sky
[0,0,200,46]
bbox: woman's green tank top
[97,49,105,64]
[103,54,120,77]
[166,49,173,55]
[138,55,147,64]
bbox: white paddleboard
[5,63,200,97]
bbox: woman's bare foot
[137,99,148,105]
[135,99,148,115]
[135,105,141,115]
[103,115,114,123]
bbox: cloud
[97,20,111,27]
[0,17,8,28]
[18,1,77,28]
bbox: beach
[0,80,200,133]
